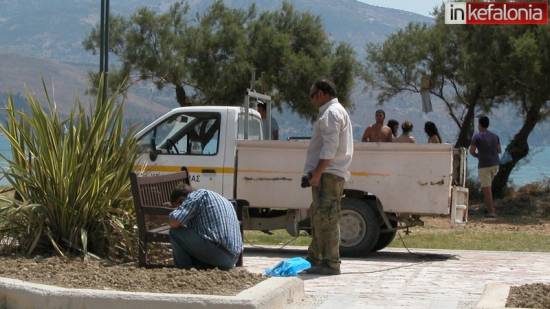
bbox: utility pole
[99,0,110,103]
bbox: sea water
[467,146,550,186]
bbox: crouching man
[168,184,243,270]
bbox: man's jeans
[169,228,238,270]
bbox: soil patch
[0,256,265,295]
[420,190,550,233]
[506,283,550,309]
[469,181,550,219]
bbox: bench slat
[141,206,173,216]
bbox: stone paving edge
[0,275,304,309]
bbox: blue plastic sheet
[264,257,311,277]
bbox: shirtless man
[361,109,393,142]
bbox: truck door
[221,112,263,198]
[136,111,226,193]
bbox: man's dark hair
[478,115,490,128]
[170,184,195,204]
[375,109,386,117]
[312,79,337,97]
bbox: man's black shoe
[305,257,320,266]
[304,265,340,276]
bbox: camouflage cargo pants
[307,173,345,270]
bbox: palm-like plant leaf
[0,76,139,257]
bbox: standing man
[304,79,353,276]
[469,115,501,218]
[361,109,393,142]
[168,184,243,270]
[257,101,279,140]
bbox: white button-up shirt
[304,98,353,181]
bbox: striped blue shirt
[169,189,242,256]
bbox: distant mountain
[0,0,431,63]
[0,0,431,120]
[0,53,168,119]
[1,0,547,146]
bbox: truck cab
[136,106,261,196]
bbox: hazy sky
[358,0,444,17]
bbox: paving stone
[244,246,550,309]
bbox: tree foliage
[364,8,508,148]
[491,21,550,196]
[365,5,550,193]
[83,1,357,119]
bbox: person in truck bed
[257,101,279,140]
[361,109,393,143]
[394,121,416,143]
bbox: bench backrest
[129,171,190,236]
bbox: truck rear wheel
[372,219,397,252]
[340,198,380,257]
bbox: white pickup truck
[135,105,468,256]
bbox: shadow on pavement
[367,250,458,262]
[244,246,458,264]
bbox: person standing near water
[469,115,501,219]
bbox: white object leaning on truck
[135,106,469,256]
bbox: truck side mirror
[149,149,158,162]
[149,138,158,161]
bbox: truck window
[137,112,221,156]
[237,114,262,140]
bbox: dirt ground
[0,256,265,295]
[422,214,550,233]
[423,188,550,233]
[507,283,550,309]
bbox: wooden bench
[129,171,243,268]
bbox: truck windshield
[137,112,221,156]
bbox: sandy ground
[0,256,264,295]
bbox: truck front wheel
[340,198,381,257]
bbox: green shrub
[0,81,139,258]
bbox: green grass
[244,228,550,252]
[244,230,311,247]
[390,229,550,252]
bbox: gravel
[507,283,550,309]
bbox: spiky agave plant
[0,79,139,257]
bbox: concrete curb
[0,276,304,309]
[476,283,529,309]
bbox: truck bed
[236,140,455,215]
